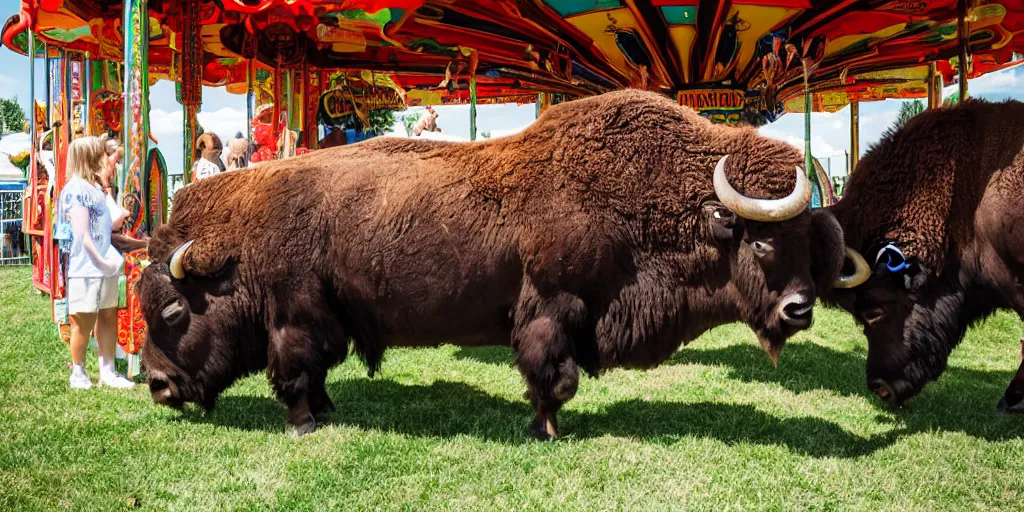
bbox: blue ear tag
[875,243,908,273]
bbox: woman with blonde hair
[57,135,134,389]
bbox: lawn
[1,266,1023,511]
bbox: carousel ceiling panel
[2,0,1023,117]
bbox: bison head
[825,242,966,406]
[137,248,256,413]
[710,155,852,364]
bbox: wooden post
[958,0,970,101]
[849,100,859,173]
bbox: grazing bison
[138,89,849,438]
[825,98,1024,412]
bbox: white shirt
[192,158,221,181]
[58,177,123,278]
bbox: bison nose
[868,378,910,408]
[149,378,183,410]
[780,294,813,326]
[868,379,893,401]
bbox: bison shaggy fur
[139,89,844,437]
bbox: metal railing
[1,189,30,266]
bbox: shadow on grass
[667,341,1024,441]
[185,378,898,458]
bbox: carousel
[2,0,1022,372]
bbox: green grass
[1,266,1023,511]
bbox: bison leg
[271,371,318,436]
[997,338,1024,414]
[308,372,336,420]
[515,317,579,441]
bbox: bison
[138,89,849,438]
[824,98,1024,413]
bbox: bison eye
[751,240,774,258]
[861,307,885,325]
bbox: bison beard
[139,89,847,437]
[824,98,1024,412]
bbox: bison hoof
[527,417,558,441]
[287,414,317,436]
[996,396,1024,414]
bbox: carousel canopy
[3,1,1023,120]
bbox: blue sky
[1,0,1021,176]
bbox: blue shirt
[59,177,121,278]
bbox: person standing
[190,133,225,182]
[58,136,134,390]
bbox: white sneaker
[98,373,136,389]
[69,372,93,390]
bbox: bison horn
[713,155,811,222]
[834,247,871,289]
[169,240,195,280]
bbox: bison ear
[705,202,737,242]
[809,209,845,294]
[902,258,930,291]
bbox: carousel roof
[3,1,1023,118]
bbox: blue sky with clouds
[1,0,1021,176]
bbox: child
[58,136,134,389]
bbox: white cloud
[759,128,841,158]
[968,68,1021,96]
[197,107,247,141]
[149,108,183,138]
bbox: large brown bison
[138,89,849,437]
[825,98,1024,413]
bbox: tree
[401,112,422,136]
[368,108,396,135]
[943,90,960,107]
[0,97,26,135]
[893,99,925,129]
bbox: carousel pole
[803,85,813,181]
[246,59,254,161]
[83,54,91,135]
[28,29,35,150]
[469,75,478,141]
[63,52,72,131]
[927,62,938,109]
[284,69,293,157]
[180,0,201,182]
[121,0,151,377]
[849,100,859,173]
[958,0,971,101]
[44,43,50,124]
[273,54,282,158]
[121,0,131,161]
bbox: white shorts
[67,276,120,314]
